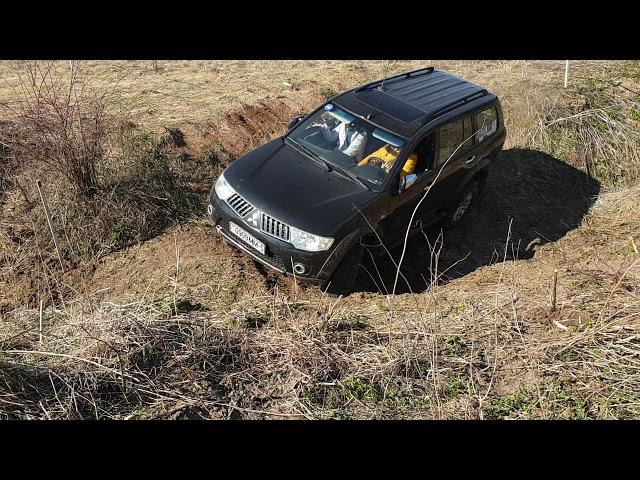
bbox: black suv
[208,67,506,295]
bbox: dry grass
[0,60,598,132]
[529,66,640,186]
[1,60,639,419]
[1,212,637,420]
[1,186,637,420]
[0,124,202,309]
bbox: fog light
[293,263,306,275]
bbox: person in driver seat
[358,144,417,177]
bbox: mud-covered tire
[320,243,364,297]
[445,180,480,229]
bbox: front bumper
[207,194,331,284]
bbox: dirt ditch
[0,95,605,314]
[0,98,303,311]
[53,106,601,311]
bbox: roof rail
[424,89,489,123]
[355,66,435,92]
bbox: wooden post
[564,60,569,88]
[36,180,65,273]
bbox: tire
[445,180,480,229]
[320,243,364,297]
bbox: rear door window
[475,106,498,142]
[463,116,475,149]
[437,118,464,165]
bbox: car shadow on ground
[352,148,601,295]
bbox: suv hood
[222,138,378,236]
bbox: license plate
[229,222,265,255]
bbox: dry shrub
[531,69,640,187]
[0,282,537,420]
[1,62,121,198]
[0,120,16,205]
[0,62,202,300]
[0,127,202,309]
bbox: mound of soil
[210,100,297,158]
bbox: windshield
[286,103,408,187]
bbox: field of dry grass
[0,60,592,131]
[1,60,639,419]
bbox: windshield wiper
[285,138,369,190]
[285,138,331,172]
[330,165,370,190]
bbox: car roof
[332,67,495,138]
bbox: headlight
[214,173,235,200]
[290,226,333,252]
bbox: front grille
[219,218,286,271]
[261,213,290,241]
[226,194,255,218]
[224,192,291,243]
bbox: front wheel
[445,180,479,229]
[320,243,364,297]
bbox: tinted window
[463,116,475,147]
[476,106,498,142]
[438,119,464,164]
[410,133,435,175]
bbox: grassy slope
[0,60,639,419]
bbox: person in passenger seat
[358,144,417,176]
[318,121,367,160]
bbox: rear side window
[475,106,498,142]
[463,116,475,146]
[437,118,464,165]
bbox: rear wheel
[321,243,364,297]
[445,180,479,229]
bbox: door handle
[465,155,476,164]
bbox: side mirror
[287,115,305,130]
[400,173,417,192]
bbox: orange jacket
[358,145,417,176]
